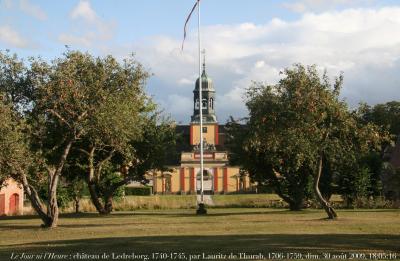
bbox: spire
[192,48,217,123]
[195,49,213,91]
[202,49,206,73]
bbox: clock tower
[190,52,219,147]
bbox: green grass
[1,208,399,260]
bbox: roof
[195,67,214,91]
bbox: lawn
[0,208,399,260]
[57,194,344,213]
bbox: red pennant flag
[182,0,200,51]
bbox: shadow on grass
[0,209,299,221]
[0,209,358,231]
[339,209,400,213]
[0,212,139,221]
[1,234,399,259]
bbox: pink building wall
[0,178,24,216]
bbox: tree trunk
[288,198,303,211]
[86,147,109,214]
[19,170,51,226]
[87,181,117,215]
[74,196,80,214]
[85,147,130,215]
[44,140,73,228]
[314,154,337,219]
[45,170,59,228]
[273,177,303,211]
[87,181,108,214]
[104,193,113,214]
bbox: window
[210,98,214,109]
[165,176,171,193]
[202,127,208,133]
[202,99,207,109]
[195,99,199,109]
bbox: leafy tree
[38,181,73,210]
[334,150,384,207]
[0,52,54,227]
[0,50,157,226]
[75,115,176,214]
[66,176,86,214]
[49,51,177,216]
[0,93,25,185]
[228,64,386,219]
[359,101,400,140]
[63,161,88,214]
[226,118,313,211]
[356,101,400,201]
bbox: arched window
[202,99,207,109]
[209,98,214,109]
[162,173,172,194]
[196,169,214,191]
[9,193,19,215]
[165,176,172,193]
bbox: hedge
[125,186,152,196]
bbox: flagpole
[197,0,205,206]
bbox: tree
[46,53,178,215]
[63,160,87,214]
[0,50,155,226]
[0,52,57,227]
[359,101,400,140]
[229,64,386,219]
[334,150,384,207]
[355,102,400,201]
[75,115,176,214]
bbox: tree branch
[46,109,71,128]
[96,149,116,177]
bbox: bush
[125,186,152,196]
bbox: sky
[1,0,400,124]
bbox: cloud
[0,25,27,48]
[282,2,307,13]
[100,6,400,123]
[58,33,92,48]
[282,0,375,13]
[59,0,115,48]
[2,0,12,8]
[19,0,47,21]
[159,94,193,123]
[70,0,97,23]
[254,60,265,69]
[1,0,47,20]
[178,78,194,86]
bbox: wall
[190,124,218,145]
[0,178,24,216]
[150,166,252,195]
